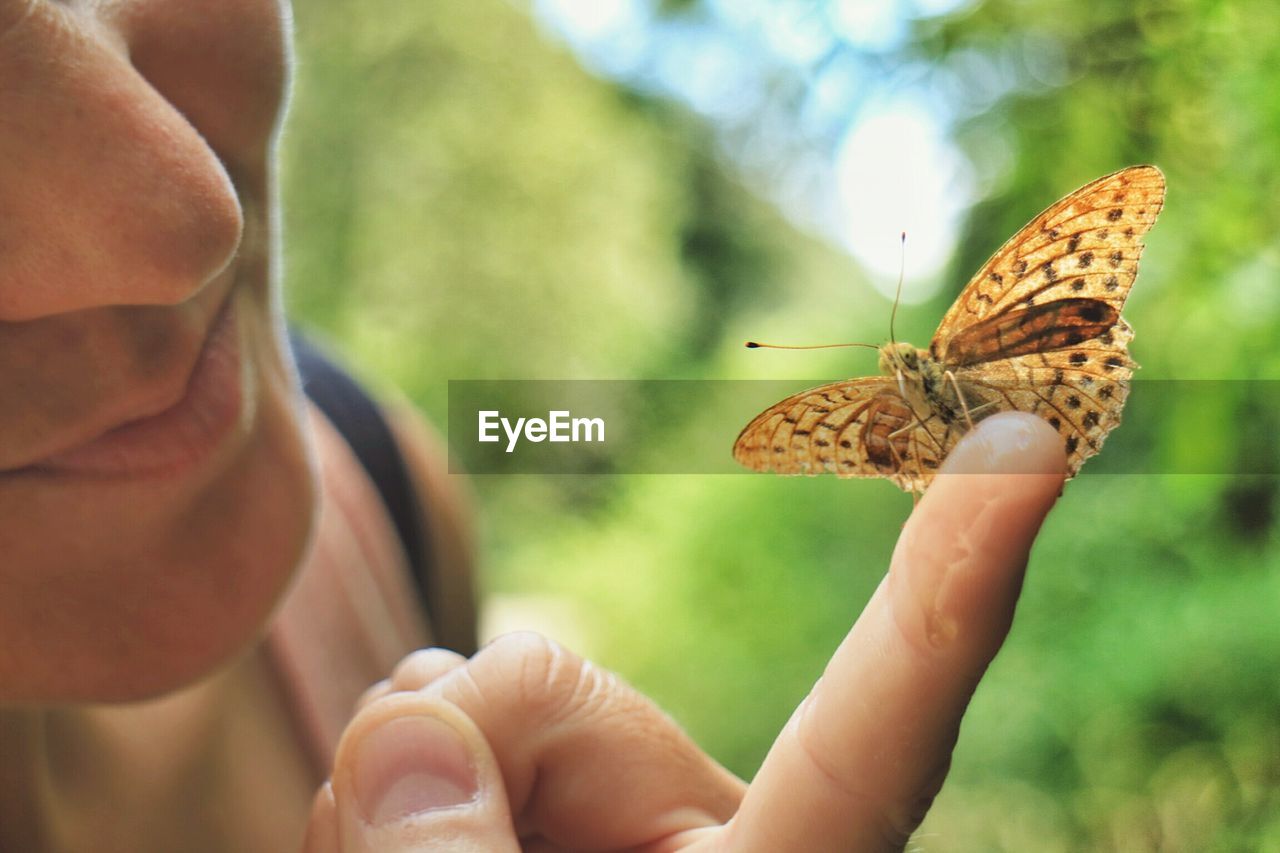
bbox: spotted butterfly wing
[935,165,1164,477]
[732,378,945,493]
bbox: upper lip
[0,293,230,474]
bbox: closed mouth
[25,293,246,479]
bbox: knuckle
[793,696,924,848]
[475,630,611,725]
[480,630,563,677]
[793,696,862,800]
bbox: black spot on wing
[1078,301,1107,323]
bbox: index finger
[727,412,1067,852]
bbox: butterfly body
[879,341,971,430]
[734,165,1166,495]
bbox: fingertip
[332,694,518,852]
[389,648,468,693]
[354,679,392,714]
[916,411,1065,548]
[941,412,1067,478]
[302,783,338,853]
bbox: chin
[122,393,317,700]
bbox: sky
[528,0,982,302]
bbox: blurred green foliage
[282,0,1280,848]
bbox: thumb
[330,693,520,852]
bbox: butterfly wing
[932,165,1164,349]
[732,378,953,492]
[932,165,1164,476]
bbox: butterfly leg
[885,411,946,494]
[899,426,930,511]
[944,370,979,431]
[887,413,936,441]
[888,410,946,456]
[967,400,1000,419]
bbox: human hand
[303,412,1066,852]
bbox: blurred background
[280,0,1280,848]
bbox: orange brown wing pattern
[932,165,1164,363]
[732,379,960,492]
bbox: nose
[0,6,243,322]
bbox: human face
[0,0,315,701]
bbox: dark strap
[287,329,438,632]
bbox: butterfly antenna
[745,341,878,351]
[889,231,906,347]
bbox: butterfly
[733,165,1165,494]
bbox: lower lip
[36,298,245,479]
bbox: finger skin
[354,679,392,715]
[727,412,1066,852]
[331,694,521,853]
[416,632,747,850]
[389,648,468,692]
[355,648,468,714]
